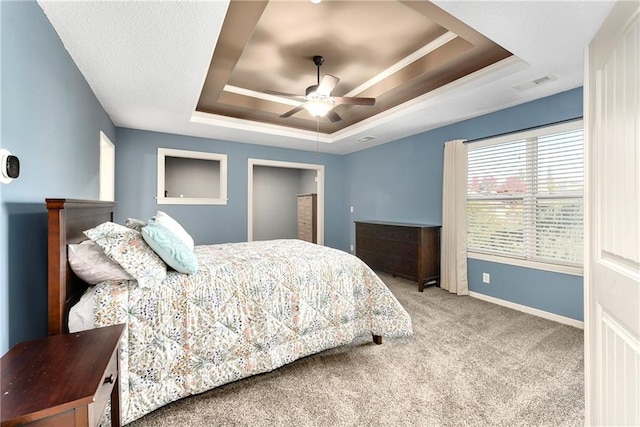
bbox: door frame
[247,158,325,245]
[584,1,640,424]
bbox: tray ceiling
[197,0,512,134]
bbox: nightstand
[1,324,125,427]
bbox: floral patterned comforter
[93,239,412,424]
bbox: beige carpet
[127,273,584,426]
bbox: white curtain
[441,139,468,295]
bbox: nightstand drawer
[22,411,76,426]
[89,346,119,426]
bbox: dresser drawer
[298,212,312,221]
[298,206,312,219]
[356,249,384,271]
[299,220,312,230]
[355,222,386,239]
[356,235,387,252]
[385,256,418,278]
[388,240,418,258]
[385,227,419,243]
[298,222,312,238]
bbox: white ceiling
[38,0,615,155]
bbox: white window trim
[99,132,115,201]
[468,251,583,276]
[467,119,584,276]
[470,120,583,149]
[157,148,228,205]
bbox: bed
[46,199,413,424]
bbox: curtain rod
[461,116,583,145]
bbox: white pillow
[68,287,96,333]
[154,211,195,250]
[68,240,132,284]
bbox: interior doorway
[247,159,324,245]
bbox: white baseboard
[468,291,584,329]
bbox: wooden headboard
[46,198,116,335]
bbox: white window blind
[467,122,584,268]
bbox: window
[99,132,115,201]
[467,121,583,274]
[157,148,228,205]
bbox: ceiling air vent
[513,74,558,92]
[357,136,376,142]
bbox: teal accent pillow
[142,220,198,274]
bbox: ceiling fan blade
[264,90,307,101]
[326,110,342,123]
[317,74,339,96]
[332,96,376,106]
[280,105,305,118]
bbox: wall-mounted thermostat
[0,149,20,184]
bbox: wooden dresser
[355,221,441,292]
[297,193,317,243]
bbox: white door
[585,1,640,425]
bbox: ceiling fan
[265,55,375,123]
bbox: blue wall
[345,87,584,321]
[0,1,586,356]
[114,128,349,251]
[467,259,583,320]
[0,1,116,354]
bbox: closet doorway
[247,159,324,245]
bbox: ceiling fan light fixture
[304,98,334,117]
[268,55,374,122]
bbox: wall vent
[513,74,558,91]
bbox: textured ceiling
[38,1,615,154]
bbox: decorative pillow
[154,211,195,250]
[68,240,132,284]
[124,217,147,232]
[142,220,198,274]
[84,222,166,288]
